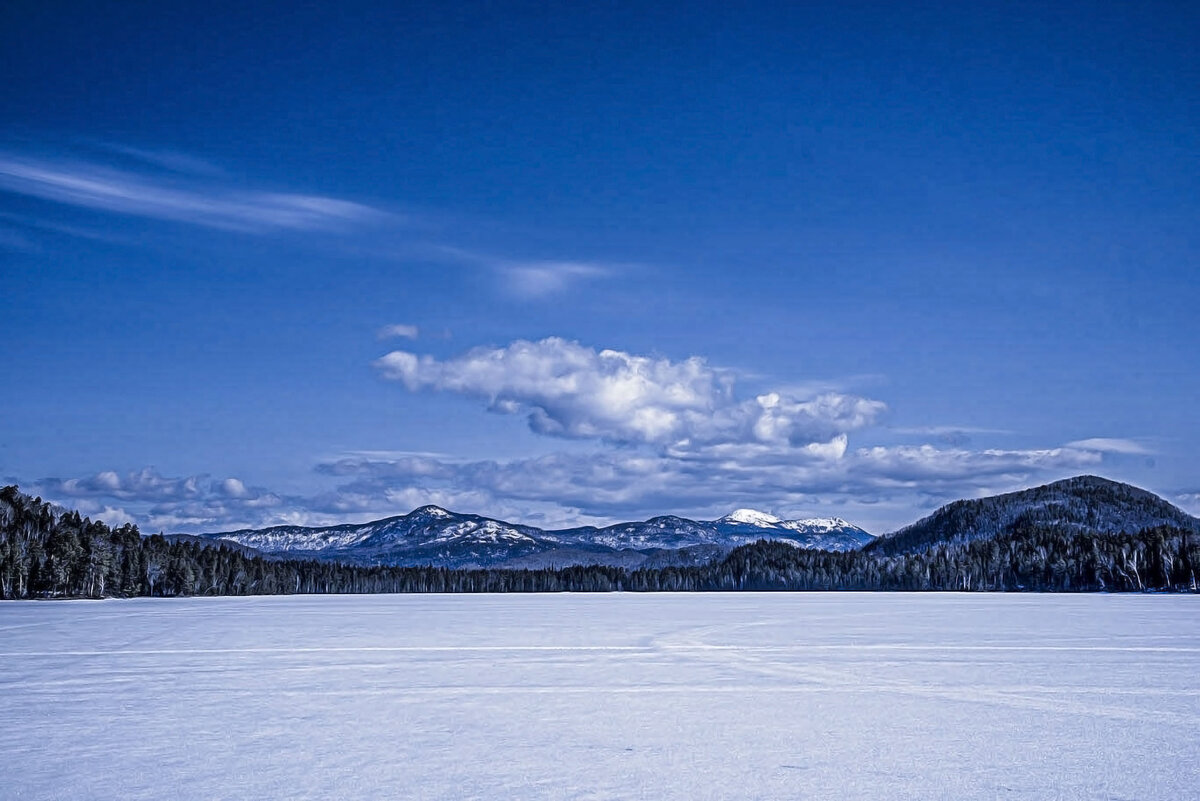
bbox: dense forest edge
[2,485,1197,598]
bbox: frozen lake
[1,593,1197,800]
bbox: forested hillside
[868,475,1197,555]
[2,485,1196,598]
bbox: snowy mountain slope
[207,506,566,568]
[710,510,874,551]
[196,506,874,568]
[866,475,1200,556]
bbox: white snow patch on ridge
[719,509,782,527]
[781,517,854,532]
[413,505,452,518]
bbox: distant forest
[2,486,1196,598]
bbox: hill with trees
[867,475,1198,556]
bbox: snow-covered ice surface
[1,593,1197,800]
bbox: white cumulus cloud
[374,337,886,453]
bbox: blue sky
[2,0,1197,533]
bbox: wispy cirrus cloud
[376,321,420,340]
[377,323,420,340]
[893,426,1012,436]
[1,143,627,302]
[891,424,1012,446]
[503,261,610,298]
[90,141,227,176]
[0,152,388,233]
[432,245,614,297]
[1063,438,1154,455]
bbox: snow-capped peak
[720,509,782,527]
[410,505,452,518]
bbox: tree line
[2,486,1196,599]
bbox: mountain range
[5,475,1198,598]
[188,475,1197,568]
[193,507,874,569]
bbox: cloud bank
[24,469,284,531]
[14,339,1160,534]
[317,443,1104,521]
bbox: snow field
[0,593,1197,800]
